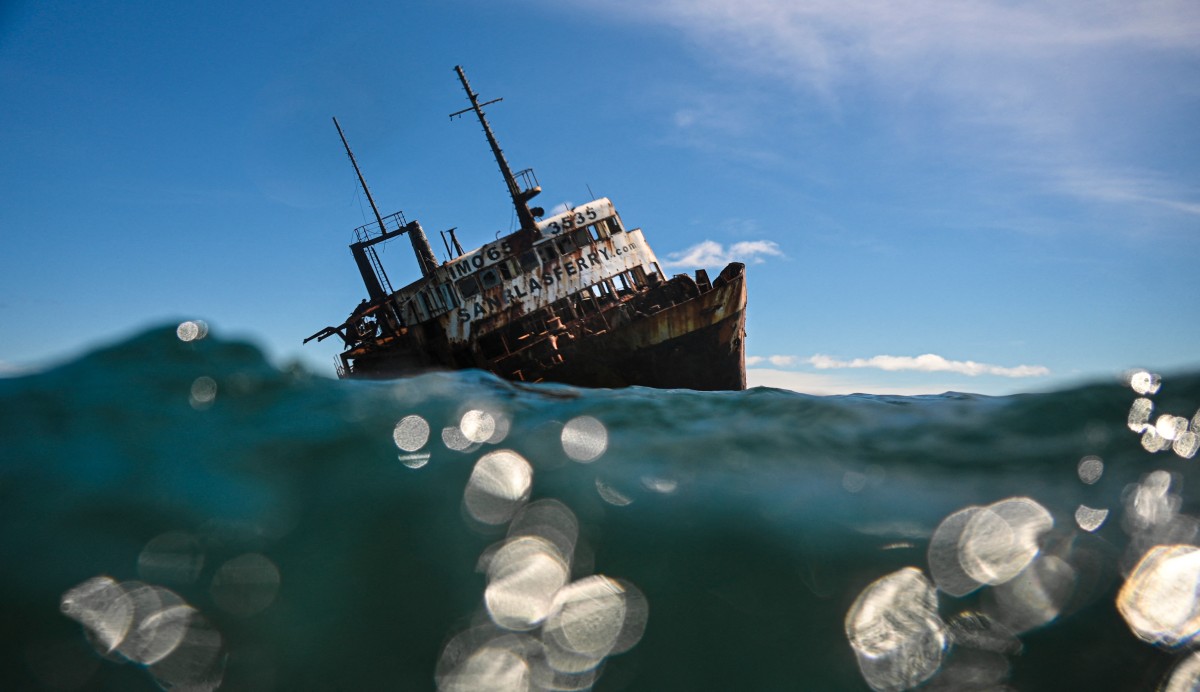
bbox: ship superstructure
[306,67,746,390]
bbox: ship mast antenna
[333,116,387,237]
[450,65,541,233]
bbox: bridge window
[457,275,480,298]
[440,284,458,308]
[537,243,559,263]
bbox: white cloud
[808,353,1050,378]
[547,201,574,216]
[747,354,797,367]
[604,0,1200,100]
[747,368,950,396]
[662,239,783,269]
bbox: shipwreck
[305,66,747,391]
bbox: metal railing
[353,210,409,242]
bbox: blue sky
[1,0,1197,395]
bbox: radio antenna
[450,65,541,232]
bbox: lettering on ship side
[455,241,641,323]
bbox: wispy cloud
[746,355,797,367]
[747,368,952,396]
[1049,167,1200,217]
[549,0,1200,218]
[547,201,575,216]
[662,239,783,269]
[808,353,1050,378]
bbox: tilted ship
[305,67,747,390]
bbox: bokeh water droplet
[176,320,209,342]
[461,409,497,444]
[189,376,217,409]
[1077,456,1104,485]
[958,498,1053,587]
[1129,370,1162,395]
[1075,505,1109,532]
[561,416,607,463]
[209,553,281,617]
[138,532,205,585]
[60,577,134,653]
[464,451,534,525]
[1118,544,1200,649]
[394,415,431,452]
[845,567,947,692]
[1129,398,1154,432]
[484,537,569,631]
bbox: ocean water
[2,323,1199,691]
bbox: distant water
[2,323,1199,691]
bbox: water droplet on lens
[399,453,431,469]
[1157,415,1188,442]
[543,576,629,669]
[1075,505,1109,532]
[1129,370,1161,395]
[1162,650,1200,692]
[209,553,281,617]
[61,577,134,653]
[1129,398,1154,432]
[507,500,580,566]
[461,409,497,444]
[561,416,607,463]
[148,609,224,691]
[189,376,217,409]
[138,532,205,585]
[443,426,474,452]
[1077,456,1104,485]
[115,584,189,664]
[484,536,569,631]
[845,567,946,691]
[394,415,431,451]
[1175,432,1199,459]
[929,507,984,597]
[945,612,1023,655]
[1118,544,1200,649]
[442,644,530,691]
[1142,427,1172,453]
[595,478,633,506]
[176,320,208,342]
[640,476,678,494]
[986,554,1076,633]
[959,498,1053,587]
[464,450,534,525]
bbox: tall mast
[333,116,387,237]
[332,117,439,296]
[450,65,540,232]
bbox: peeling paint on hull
[344,262,747,391]
[536,267,746,390]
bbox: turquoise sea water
[2,324,1199,691]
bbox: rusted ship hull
[344,262,746,390]
[536,265,746,390]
